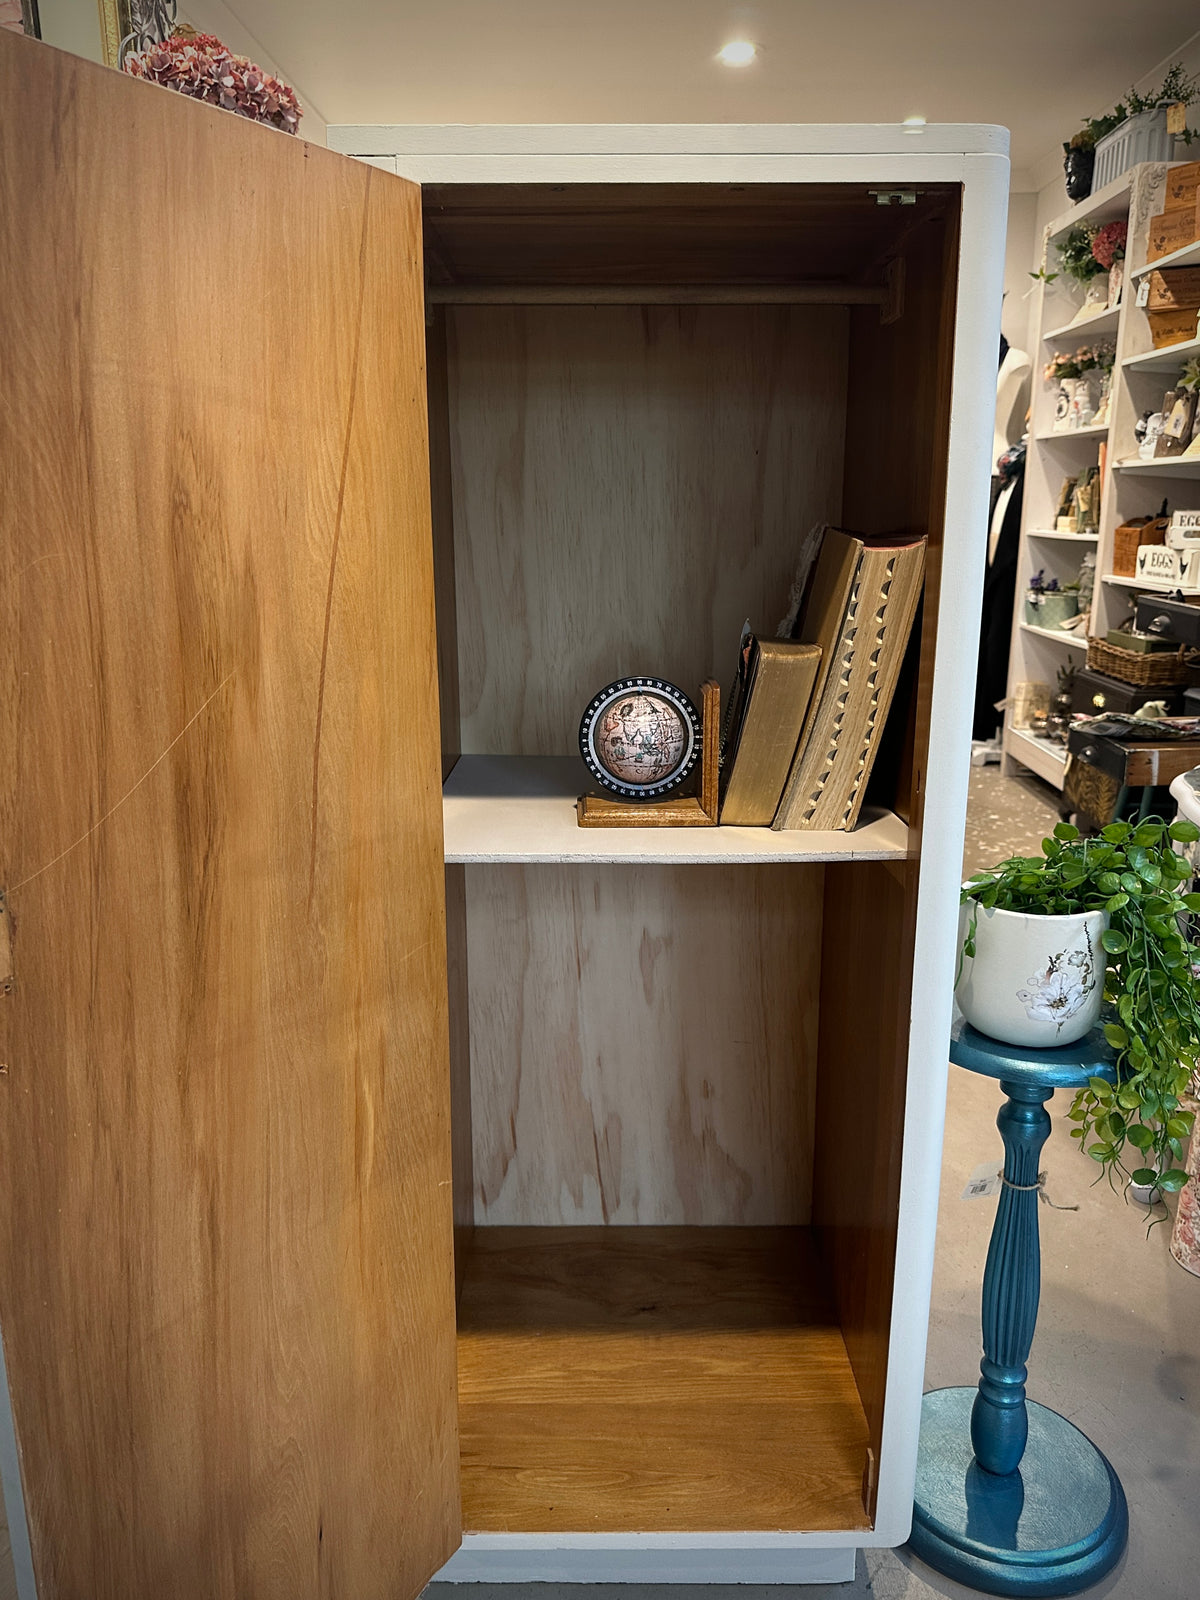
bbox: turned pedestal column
[908,1018,1128,1597]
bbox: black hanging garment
[973,441,1025,741]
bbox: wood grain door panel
[0,33,459,1600]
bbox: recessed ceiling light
[717,40,757,67]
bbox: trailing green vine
[962,819,1200,1196]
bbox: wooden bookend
[577,679,720,827]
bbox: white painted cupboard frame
[327,121,1009,1584]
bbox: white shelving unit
[1002,160,1197,791]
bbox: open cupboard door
[0,32,460,1600]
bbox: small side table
[908,1018,1129,1596]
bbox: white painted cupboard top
[330,121,1010,158]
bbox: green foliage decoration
[962,818,1200,1196]
[1068,62,1200,149]
[1057,224,1107,284]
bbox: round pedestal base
[908,1388,1127,1597]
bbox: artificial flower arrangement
[1044,342,1114,384]
[124,27,302,135]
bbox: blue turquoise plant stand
[908,1017,1129,1597]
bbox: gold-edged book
[773,534,926,832]
[719,638,821,825]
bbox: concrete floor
[0,766,1193,1600]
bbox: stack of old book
[719,526,926,832]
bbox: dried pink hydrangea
[1091,220,1127,269]
[124,31,301,135]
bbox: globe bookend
[908,1019,1129,1596]
[577,679,720,827]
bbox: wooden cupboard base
[456,1227,872,1535]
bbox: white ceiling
[200,1,1199,185]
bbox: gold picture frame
[96,0,176,68]
[95,0,128,67]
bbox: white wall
[1003,190,1038,357]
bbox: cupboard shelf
[442,756,910,863]
[456,1226,872,1536]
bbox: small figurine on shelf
[1045,663,1077,745]
[1137,409,1165,460]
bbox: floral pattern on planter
[1017,945,1097,1032]
[1170,1097,1200,1278]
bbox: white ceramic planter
[956,901,1109,1048]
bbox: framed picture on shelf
[97,0,177,69]
[0,0,40,36]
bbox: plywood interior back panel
[0,32,459,1600]
[463,864,822,1226]
[444,303,849,754]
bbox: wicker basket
[1086,638,1192,686]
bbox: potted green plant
[958,818,1200,1199]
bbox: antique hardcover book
[773,534,926,832]
[719,634,821,825]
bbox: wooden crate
[1164,160,1200,213]
[1149,307,1200,348]
[1147,202,1200,263]
[1145,267,1200,309]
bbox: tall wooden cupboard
[0,32,1007,1598]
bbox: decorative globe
[579,677,700,800]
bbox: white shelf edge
[1113,455,1200,475]
[1004,724,1067,788]
[1026,528,1098,542]
[1033,424,1109,442]
[1041,306,1120,343]
[1102,572,1197,592]
[1044,172,1132,242]
[1019,622,1089,650]
[441,755,910,864]
[1121,334,1200,374]
[1131,238,1200,279]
